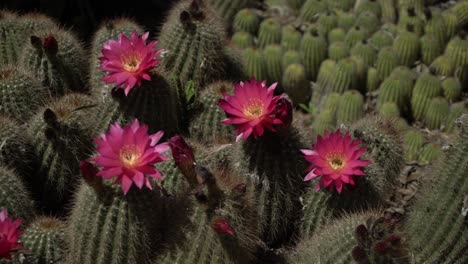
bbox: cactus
[351,40,377,68]
[281,25,302,51]
[441,9,458,40]
[282,63,310,105]
[208,0,251,25]
[355,0,382,18]
[444,33,468,70]
[263,44,283,84]
[411,72,443,121]
[379,0,397,23]
[398,0,424,17]
[456,64,468,91]
[286,0,306,11]
[0,115,36,179]
[158,0,228,89]
[66,180,164,264]
[336,10,356,31]
[321,92,341,113]
[0,166,35,222]
[231,31,254,49]
[392,27,420,67]
[299,0,328,22]
[452,0,468,27]
[424,10,448,46]
[418,143,442,165]
[389,65,416,91]
[369,29,394,49]
[282,50,301,69]
[430,55,454,77]
[317,12,338,36]
[233,8,260,34]
[442,77,462,102]
[27,94,96,214]
[301,29,327,81]
[444,102,467,133]
[243,47,267,81]
[328,41,349,61]
[313,109,336,135]
[327,58,358,94]
[376,47,401,81]
[355,11,381,34]
[424,97,450,130]
[366,67,380,92]
[420,34,443,65]
[326,0,354,12]
[403,129,426,162]
[397,7,424,36]
[19,29,88,96]
[344,26,368,49]
[257,18,282,49]
[377,77,413,115]
[21,216,65,264]
[0,65,49,121]
[404,114,468,263]
[336,90,365,125]
[189,82,234,144]
[327,27,346,43]
[379,102,400,118]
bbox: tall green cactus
[281,25,302,51]
[263,44,283,84]
[392,27,420,67]
[301,29,327,81]
[282,63,310,105]
[411,71,443,121]
[208,0,252,25]
[257,18,282,49]
[403,129,426,162]
[369,29,394,49]
[300,0,328,22]
[376,47,401,80]
[0,166,35,222]
[336,90,365,125]
[243,48,267,81]
[233,8,260,34]
[424,97,450,130]
[420,34,443,65]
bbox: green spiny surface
[158,1,227,89]
[452,0,468,26]
[336,90,365,125]
[208,0,251,25]
[420,34,444,65]
[327,27,346,43]
[441,9,459,40]
[326,0,354,11]
[21,216,65,264]
[282,50,302,69]
[66,181,164,264]
[313,109,336,135]
[328,41,349,61]
[286,0,306,11]
[263,44,283,84]
[0,166,35,222]
[281,25,302,51]
[378,102,400,118]
[315,59,336,99]
[0,65,48,121]
[301,29,327,81]
[243,47,267,81]
[424,97,450,130]
[336,10,356,31]
[369,29,394,49]
[317,12,338,36]
[27,94,96,214]
[356,0,382,18]
[231,31,254,49]
[403,129,426,162]
[404,114,468,263]
[189,81,234,144]
[282,63,310,105]
[328,58,358,94]
[397,7,425,36]
[300,0,328,23]
[19,28,87,96]
[351,40,377,68]
[241,128,306,247]
[344,26,369,50]
[355,11,381,34]
[377,77,411,114]
[430,55,455,77]
[444,34,468,70]
[392,27,420,67]
[418,143,442,165]
[411,72,443,121]
[321,92,341,113]
[379,0,397,23]
[445,102,468,133]
[257,18,282,49]
[442,77,462,102]
[233,8,260,34]
[376,47,401,80]
[366,67,380,92]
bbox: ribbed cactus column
[18,29,87,96]
[301,29,327,81]
[27,94,96,214]
[0,166,35,222]
[208,0,252,25]
[404,114,468,263]
[158,0,228,90]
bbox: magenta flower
[212,217,235,236]
[90,119,169,195]
[0,208,22,260]
[218,78,285,141]
[301,130,371,193]
[99,31,162,95]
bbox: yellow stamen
[120,145,141,168]
[123,55,141,72]
[242,99,265,119]
[328,154,345,170]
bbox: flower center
[328,154,345,171]
[123,55,141,72]
[242,100,265,120]
[120,145,141,168]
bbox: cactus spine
[281,25,302,51]
[301,29,327,81]
[0,166,35,222]
[336,90,365,125]
[243,48,267,81]
[376,47,401,80]
[282,63,310,105]
[231,31,254,49]
[233,8,260,34]
[411,72,443,121]
[369,29,394,49]
[424,97,450,130]
[328,41,349,61]
[257,18,282,49]
[263,44,283,84]
[392,27,420,67]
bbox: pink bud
[374,241,390,254]
[168,135,196,168]
[275,97,293,132]
[212,217,234,236]
[80,161,98,183]
[43,35,58,55]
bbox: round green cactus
[417,143,442,165]
[326,0,354,11]
[257,18,282,49]
[411,72,443,121]
[377,77,411,114]
[366,67,380,92]
[281,25,302,51]
[328,41,349,61]
[351,40,377,68]
[444,102,467,133]
[442,77,462,102]
[344,26,369,49]
[282,63,310,105]
[231,31,255,49]
[336,90,365,125]
[380,0,397,23]
[317,12,338,36]
[328,58,358,94]
[403,129,426,162]
[355,0,382,17]
[233,8,261,34]
[424,97,450,130]
[379,102,401,118]
[336,10,356,31]
[243,47,267,81]
[0,166,35,222]
[441,9,458,40]
[313,109,336,135]
[0,65,48,121]
[301,29,327,81]
[208,0,251,25]
[397,7,424,36]
[300,0,328,22]
[314,59,337,103]
[355,11,381,34]
[376,47,401,80]
[425,10,449,46]
[327,27,346,43]
[420,34,443,65]
[452,0,468,26]
[264,44,284,84]
[444,33,468,70]
[282,50,302,69]
[392,27,420,67]
[429,55,454,77]
[369,29,394,49]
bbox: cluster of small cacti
[0,0,467,263]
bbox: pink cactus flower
[218,78,286,141]
[0,208,22,260]
[90,119,169,195]
[99,31,162,96]
[212,217,235,236]
[301,130,371,193]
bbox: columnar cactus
[257,18,282,49]
[336,90,365,125]
[301,29,327,81]
[0,166,35,222]
[233,8,260,34]
[411,71,443,121]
